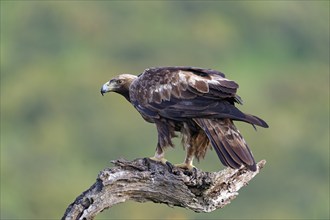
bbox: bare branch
[62,158,266,220]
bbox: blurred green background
[1,1,329,219]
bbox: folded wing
[130,66,268,128]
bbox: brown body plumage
[101,66,268,171]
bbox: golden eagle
[101,66,268,171]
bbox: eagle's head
[100,74,137,100]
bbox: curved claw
[165,161,174,170]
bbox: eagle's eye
[117,79,123,84]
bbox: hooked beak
[100,81,112,96]
[100,88,105,96]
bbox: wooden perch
[62,158,266,220]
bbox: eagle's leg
[175,144,196,170]
[149,121,174,164]
[149,144,168,164]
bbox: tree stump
[62,158,266,220]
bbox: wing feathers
[131,67,239,105]
[192,79,209,93]
[245,114,269,128]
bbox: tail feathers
[194,118,257,171]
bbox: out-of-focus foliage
[1,1,329,219]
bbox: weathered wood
[62,158,266,220]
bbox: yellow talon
[174,163,196,170]
[149,156,168,164]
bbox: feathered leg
[175,122,197,170]
[175,142,196,170]
[175,122,203,170]
[150,143,167,164]
[149,120,175,164]
[175,122,210,170]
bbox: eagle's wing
[134,66,238,102]
[130,66,268,128]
